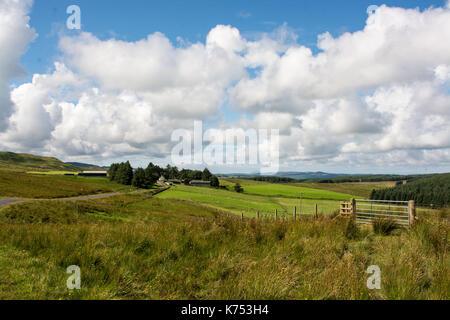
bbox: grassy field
[220,179,355,200]
[291,181,397,198]
[0,190,447,300]
[0,165,447,300]
[157,184,349,217]
[156,184,339,217]
[0,170,134,199]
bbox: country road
[0,199,25,208]
[0,192,121,208]
[0,187,171,209]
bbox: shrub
[234,183,244,193]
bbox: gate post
[409,200,416,226]
[351,198,356,218]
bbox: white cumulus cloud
[0,0,36,131]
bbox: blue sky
[20,0,446,80]
[2,0,450,174]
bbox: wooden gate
[340,200,354,216]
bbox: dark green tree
[210,176,220,188]
[144,163,160,187]
[116,161,133,185]
[146,162,163,177]
[132,168,146,188]
[144,169,159,188]
[108,163,119,181]
[202,168,212,181]
[164,165,179,179]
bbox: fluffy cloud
[0,0,36,131]
[1,63,84,149]
[1,63,194,159]
[230,5,450,112]
[226,4,450,169]
[59,25,246,118]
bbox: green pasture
[220,179,355,200]
[156,184,343,217]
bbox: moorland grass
[0,170,133,199]
[0,192,448,300]
[0,151,78,172]
[373,218,400,236]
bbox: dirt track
[0,192,122,208]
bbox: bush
[234,183,244,193]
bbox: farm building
[168,179,181,184]
[189,180,211,187]
[78,171,107,177]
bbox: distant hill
[66,162,108,169]
[273,171,351,180]
[217,171,351,180]
[0,151,78,172]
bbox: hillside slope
[0,152,78,172]
[0,170,115,199]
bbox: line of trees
[107,162,220,189]
[108,162,134,185]
[370,173,450,207]
[247,174,428,184]
[315,174,427,184]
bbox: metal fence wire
[355,199,410,227]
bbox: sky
[1,0,450,174]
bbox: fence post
[293,207,297,221]
[275,209,278,221]
[257,210,260,220]
[409,200,416,226]
[241,212,244,221]
[351,198,356,218]
[315,204,318,219]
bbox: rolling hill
[0,152,79,172]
